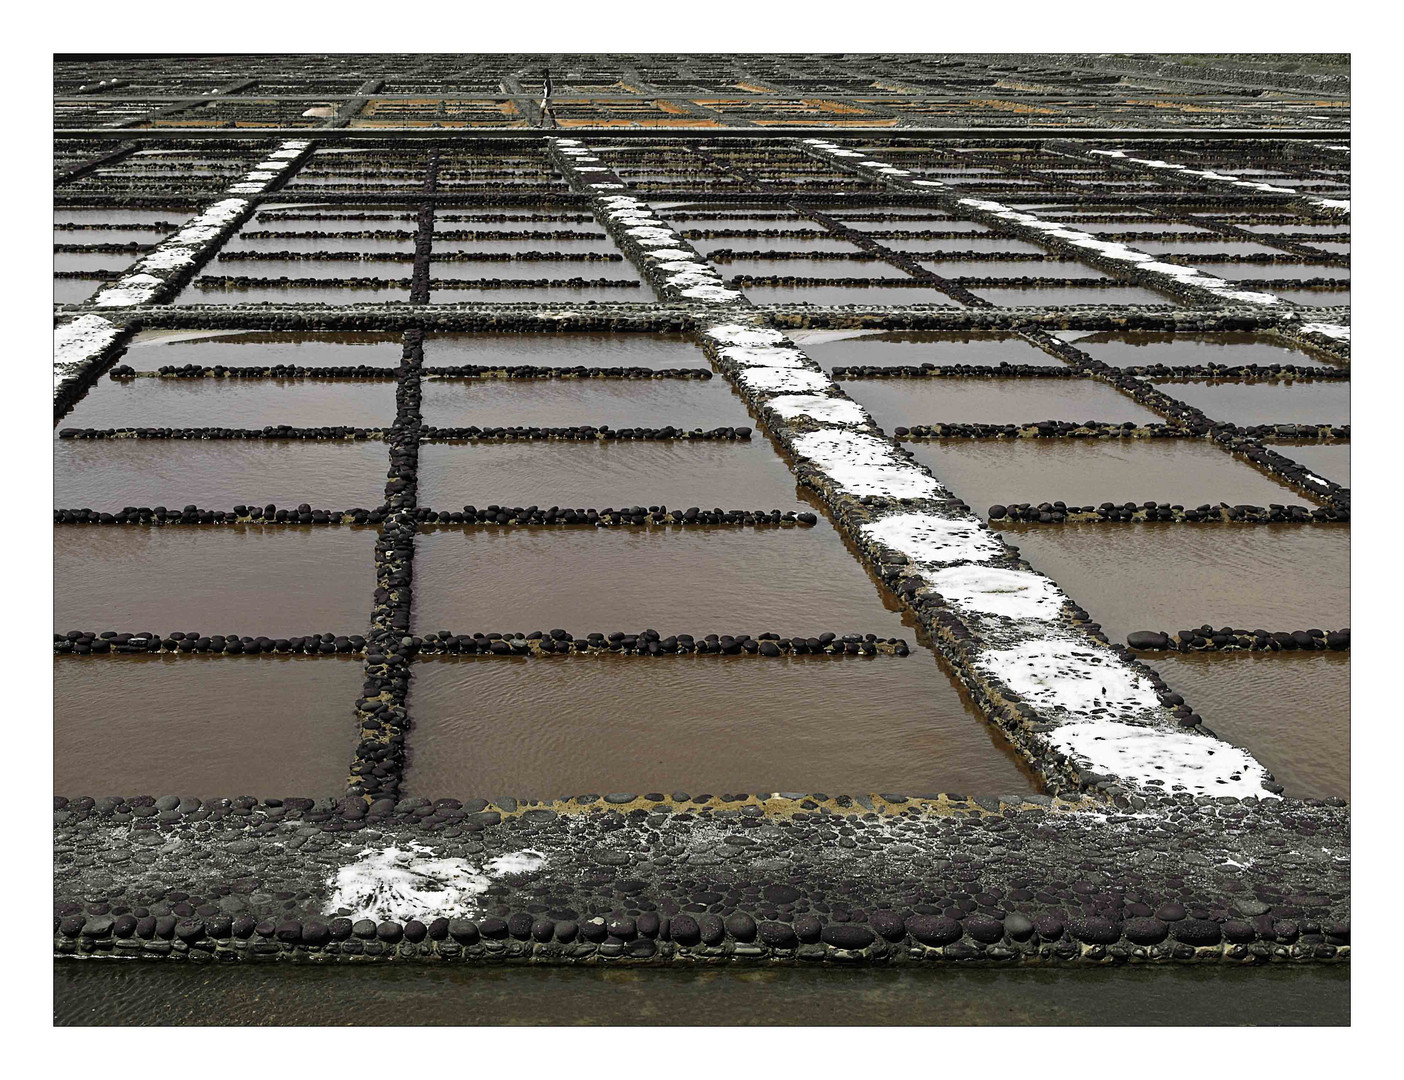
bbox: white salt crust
[326,841,547,922]
[1048,720,1274,799]
[737,367,832,393]
[1300,322,1351,341]
[926,564,1065,621]
[978,639,1163,719]
[54,314,121,383]
[766,393,868,425]
[790,429,946,499]
[860,512,1005,569]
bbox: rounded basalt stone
[135,915,158,940]
[376,921,404,943]
[508,913,535,940]
[963,915,1005,944]
[531,919,556,943]
[112,914,138,939]
[1172,919,1223,946]
[697,914,725,946]
[1004,913,1035,942]
[627,938,657,959]
[669,913,701,946]
[907,915,962,946]
[869,911,906,942]
[1155,902,1187,922]
[1070,917,1121,945]
[793,915,824,944]
[427,917,450,941]
[403,920,427,944]
[579,917,608,943]
[273,920,301,943]
[724,912,757,942]
[301,922,331,947]
[758,921,799,949]
[175,919,207,943]
[59,915,85,938]
[1127,630,1169,650]
[1032,914,1065,941]
[81,915,114,938]
[328,917,352,941]
[636,912,660,939]
[554,920,578,943]
[1222,920,1256,944]
[1124,917,1168,945]
[763,884,802,905]
[821,923,876,950]
[352,918,378,939]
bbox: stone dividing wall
[52,792,1349,966]
[555,139,1278,804]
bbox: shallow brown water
[418,439,802,510]
[909,440,1306,515]
[920,260,1110,280]
[412,520,912,635]
[53,440,389,510]
[1000,523,1350,647]
[844,377,1161,429]
[175,285,413,305]
[1141,652,1349,799]
[120,330,406,370]
[970,285,1179,306]
[1274,442,1351,487]
[798,331,1060,370]
[54,279,102,304]
[59,379,396,430]
[1151,381,1349,426]
[404,651,1038,799]
[1068,332,1332,368]
[53,962,1348,1026]
[743,285,960,306]
[423,332,703,369]
[420,378,752,430]
[1272,288,1351,307]
[53,655,359,798]
[694,236,863,255]
[53,526,377,635]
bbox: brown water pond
[844,377,1161,429]
[119,330,406,370]
[796,331,1060,369]
[418,439,802,511]
[420,378,752,429]
[54,440,389,510]
[423,332,704,369]
[59,379,396,430]
[1066,332,1333,368]
[909,440,1308,515]
[53,526,377,635]
[1273,442,1351,487]
[999,523,1349,647]
[403,652,1039,799]
[1151,381,1349,426]
[53,655,359,798]
[412,519,913,636]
